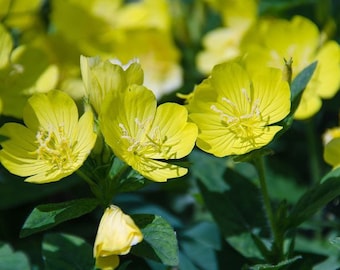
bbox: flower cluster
[1,1,340,269]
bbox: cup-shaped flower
[0,90,97,183]
[242,15,340,120]
[80,55,143,115]
[100,85,198,182]
[323,127,340,168]
[187,62,290,157]
[94,205,143,270]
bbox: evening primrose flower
[94,205,143,270]
[80,55,143,115]
[242,15,340,120]
[100,85,198,182]
[187,62,290,157]
[0,90,97,183]
[0,24,59,118]
[323,127,340,168]
[197,0,257,74]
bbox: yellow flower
[80,55,143,115]
[100,85,198,182]
[52,0,182,98]
[104,29,183,99]
[94,205,143,270]
[242,16,340,120]
[0,90,97,183]
[187,62,290,157]
[196,0,257,74]
[0,24,59,118]
[323,127,340,168]
[0,0,42,30]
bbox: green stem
[76,168,102,200]
[254,156,282,260]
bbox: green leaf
[117,169,146,193]
[0,243,30,270]
[42,233,94,270]
[131,214,178,266]
[279,61,317,133]
[329,237,340,250]
[227,233,264,260]
[290,61,317,111]
[0,175,81,210]
[250,255,302,270]
[20,198,99,238]
[180,238,219,270]
[189,149,229,192]
[198,167,268,259]
[181,221,221,250]
[198,167,268,236]
[287,167,340,229]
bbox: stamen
[33,124,77,171]
[119,119,173,159]
[211,88,264,141]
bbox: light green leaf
[0,243,30,270]
[20,198,98,238]
[131,214,178,266]
[42,233,94,270]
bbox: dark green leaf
[189,149,229,192]
[181,221,221,250]
[180,238,219,270]
[0,243,30,270]
[250,255,302,270]
[178,252,199,270]
[287,167,340,229]
[42,233,94,270]
[198,167,268,236]
[20,198,99,238]
[0,175,81,210]
[198,167,268,259]
[131,214,178,266]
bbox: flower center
[119,118,173,159]
[33,124,77,172]
[211,88,264,141]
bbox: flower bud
[94,205,143,270]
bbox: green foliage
[131,214,178,266]
[20,198,99,238]
[1,0,340,269]
[287,167,340,229]
[42,233,95,270]
[281,61,318,131]
[0,243,30,270]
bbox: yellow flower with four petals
[0,90,97,183]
